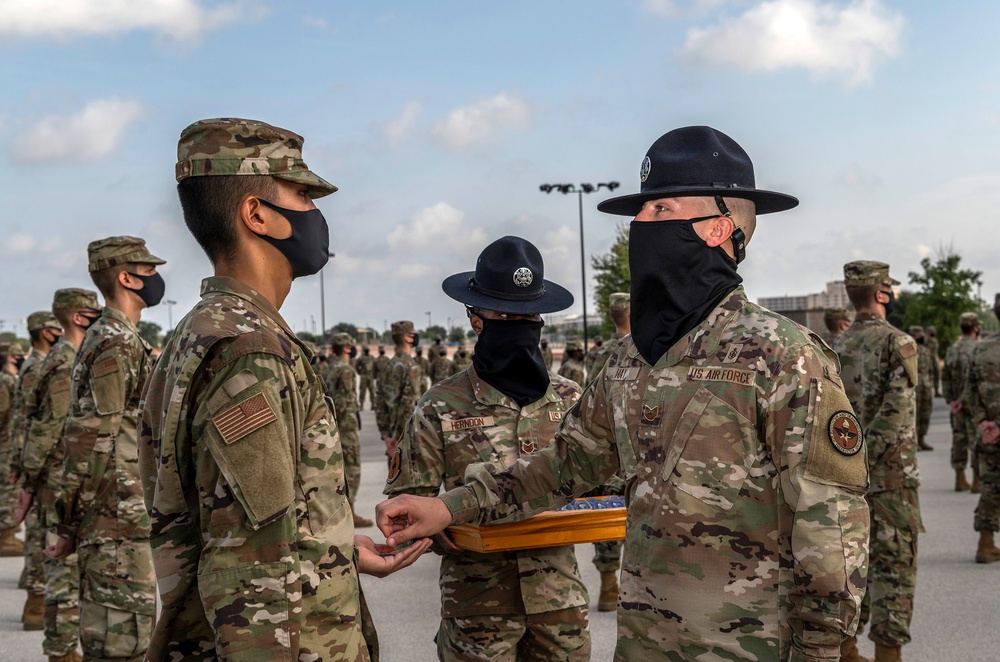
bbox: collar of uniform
[199,276,304,353]
[627,286,745,368]
[853,312,885,323]
[100,306,152,353]
[467,363,559,412]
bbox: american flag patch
[212,392,278,445]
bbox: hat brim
[275,170,338,199]
[597,186,799,216]
[442,272,575,315]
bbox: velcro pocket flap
[91,358,125,415]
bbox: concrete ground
[2,400,998,660]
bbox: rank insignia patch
[828,410,863,456]
[386,448,402,484]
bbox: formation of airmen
[0,117,995,662]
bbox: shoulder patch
[212,392,278,445]
[386,448,402,484]
[50,377,71,394]
[92,357,120,378]
[549,411,563,422]
[828,410,863,456]
[898,340,917,359]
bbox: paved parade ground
[2,402,998,660]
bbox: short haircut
[845,284,878,309]
[29,328,44,343]
[90,263,131,299]
[177,174,277,264]
[961,319,979,334]
[610,305,629,327]
[391,333,407,347]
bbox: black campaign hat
[442,236,574,315]
[597,126,799,217]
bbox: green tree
[904,248,984,358]
[449,327,467,343]
[591,223,630,336]
[137,321,162,348]
[424,324,448,341]
[329,322,359,339]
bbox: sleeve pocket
[199,561,293,661]
[91,359,125,415]
[203,384,295,530]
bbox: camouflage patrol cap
[391,320,415,335]
[0,342,25,357]
[176,118,337,199]
[926,326,936,334]
[959,312,980,326]
[88,236,165,273]
[609,292,630,312]
[26,311,61,332]
[565,340,582,352]
[52,288,100,311]
[331,332,356,347]
[908,325,924,336]
[843,261,899,288]
[824,308,850,325]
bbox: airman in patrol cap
[834,260,920,661]
[944,312,982,492]
[908,325,935,451]
[325,332,371,527]
[376,321,422,460]
[139,118,428,661]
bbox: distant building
[759,281,852,333]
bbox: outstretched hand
[376,494,454,548]
[354,534,432,578]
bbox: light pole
[425,311,432,330]
[319,252,336,342]
[539,181,620,351]
[163,299,177,330]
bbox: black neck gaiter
[472,318,549,407]
[628,219,743,365]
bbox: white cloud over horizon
[0,0,249,39]
[681,0,904,85]
[433,93,531,149]
[9,97,144,164]
[381,100,422,144]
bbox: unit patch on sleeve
[828,410,863,456]
[212,392,278,445]
[386,448,402,484]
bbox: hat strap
[468,278,545,301]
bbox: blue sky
[1,0,998,337]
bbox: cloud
[0,0,248,39]
[643,0,729,19]
[386,202,488,253]
[681,0,904,85]
[9,98,144,164]
[4,233,37,254]
[433,93,531,148]
[837,163,881,189]
[381,100,422,144]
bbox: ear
[703,215,735,249]
[238,195,269,237]
[118,270,137,289]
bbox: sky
[1,0,999,338]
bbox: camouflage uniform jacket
[556,356,584,387]
[832,313,920,493]
[541,344,554,370]
[429,355,455,384]
[326,355,361,433]
[943,335,977,403]
[438,287,870,661]
[53,306,152,545]
[452,352,473,373]
[961,334,1000,431]
[415,354,430,381]
[915,343,933,392]
[8,349,46,476]
[926,335,940,386]
[138,276,370,661]
[19,338,77,497]
[375,355,391,382]
[356,354,376,380]
[0,371,15,476]
[376,351,421,440]
[385,365,588,618]
[584,333,625,383]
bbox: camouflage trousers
[592,541,622,573]
[342,427,361,506]
[77,540,156,661]
[915,386,932,440]
[359,376,377,410]
[859,488,920,647]
[23,504,46,594]
[951,409,980,471]
[0,451,17,529]
[43,535,80,657]
[974,443,1000,532]
[436,606,590,662]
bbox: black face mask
[79,312,100,328]
[472,318,549,407]
[629,219,743,365]
[882,290,897,315]
[411,333,420,347]
[13,357,25,371]
[258,199,330,279]
[348,346,358,359]
[127,272,166,307]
